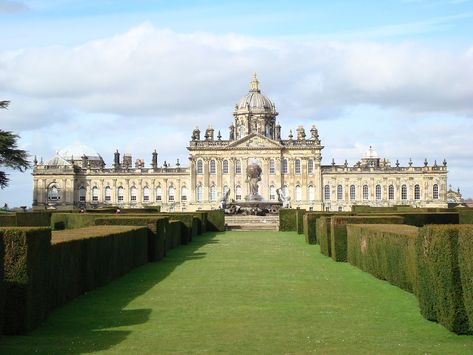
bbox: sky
[1,0,473,207]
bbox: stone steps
[225,215,280,231]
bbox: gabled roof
[227,133,283,150]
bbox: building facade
[32,74,448,211]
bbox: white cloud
[1,23,473,205]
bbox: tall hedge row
[316,217,332,257]
[94,217,168,262]
[330,216,404,262]
[279,209,297,231]
[204,210,225,232]
[1,227,51,334]
[416,225,471,334]
[49,226,148,310]
[303,212,354,245]
[347,224,418,293]
[0,213,51,228]
[459,227,473,333]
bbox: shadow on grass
[0,232,221,354]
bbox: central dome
[235,73,276,113]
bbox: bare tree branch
[0,101,10,109]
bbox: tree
[1,101,30,188]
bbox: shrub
[0,233,4,335]
[49,226,148,309]
[279,209,297,231]
[168,221,182,250]
[347,224,418,293]
[1,227,51,335]
[94,217,168,262]
[458,227,473,333]
[296,209,306,235]
[204,210,225,232]
[303,212,353,245]
[459,210,473,224]
[416,225,470,334]
[330,216,404,262]
[317,217,332,257]
[0,214,16,227]
[15,212,51,227]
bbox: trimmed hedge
[401,212,459,227]
[316,217,332,257]
[296,209,306,235]
[94,217,168,262]
[416,225,471,334]
[303,212,353,245]
[347,224,418,293]
[16,212,51,227]
[279,209,297,231]
[0,214,16,227]
[330,216,404,262]
[204,210,225,232]
[303,213,318,244]
[1,227,51,335]
[49,226,148,309]
[168,221,182,250]
[0,232,4,335]
[459,227,473,333]
[459,210,473,224]
[0,213,51,227]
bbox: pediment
[227,133,283,150]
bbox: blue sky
[1,0,473,206]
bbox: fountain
[223,161,282,215]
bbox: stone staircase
[225,215,280,231]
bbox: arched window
[282,159,288,174]
[156,186,162,201]
[433,184,439,200]
[196,185,203,202]
[79,186,86,202]
[295,185,302,201]
[270,185,276,200]
[337,185,343,201]
[350,185,356,201]
[130,186,137,202]
[168,186,175,202]
[269,159,275,174]
[295,159,301,175]
[388,185,394,200]
[210,160,216,174]
[324,185,330,200]
[308,185,315,201]
[363,185,369,200]
[143,186,149,202]
[376,184,382,200]
[235,185,242,201]
[223,160,229,174]
[209,185,216,201]
[105,186,111,202]
[308,159,314,174]
[414,184,421,200]
[235,160,241,175]
[401,184,407,200]
[48,185,59,201]
[92,186,99,202]
[196,160,203,175]
[117,186,124,202]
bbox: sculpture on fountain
[246,162,263,201]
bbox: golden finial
[250,72,260,92]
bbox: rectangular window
[118,195,124,202]
[295,159,301,175]
[308,159,314,174]
[269,159,275,174]
[105,195,111,202]
[235,160,241,175]
[282,159,288,174]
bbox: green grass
[1,231,473,353]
